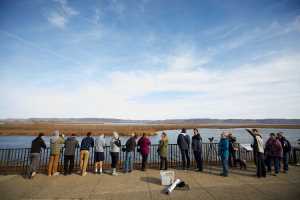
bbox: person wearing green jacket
[158,132,168,170]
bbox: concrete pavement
[0,165,300,200]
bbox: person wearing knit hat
[48,130,64,176]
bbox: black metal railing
[0,143,299,174]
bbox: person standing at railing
[80,132,94,176]
[48,130,64,176]
[177,128,190,170]
[28,132,46,179]
[123,133,137,173]
[158,132,168,170]
[277,132,291,173]
[110,131,121,176]
[265,133,283,176]
[64,134,79,176]
[192,128,203,172]
[246,128,266,178]
[218,132,229,177]
[94,134,105,174]
[228,133,238,168]
[138,133,151,171]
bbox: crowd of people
[27,128,292,179]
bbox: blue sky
[0,0,300,119]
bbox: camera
[208,137,214,142]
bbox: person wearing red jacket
[265,133,283,175]
[138,133,151,171]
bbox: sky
[0,0,300,120]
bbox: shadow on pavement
[140,176,161,185]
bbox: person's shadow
[140,176,161,185]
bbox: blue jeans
[274,157,280,174]
[221,158,229,176]
[124,152,133,172]
[266,156,280,174]
[282,152,289,171]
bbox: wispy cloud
[0,30,82,65]
[47,0,79,29]
[1,50,299,119]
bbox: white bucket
[160,170,175,186]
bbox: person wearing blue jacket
[218,132,229,177]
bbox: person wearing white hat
[110,131,121,176]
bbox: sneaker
[31,172,36,178]
[53,172,60,176]
[94,169,98,174]
[112,172,118,176]
[82,172,87,176]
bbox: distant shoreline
[0,122,300,136]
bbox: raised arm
[246,129,255,137]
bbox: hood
[179,132,186,136]
[51,130,60,143]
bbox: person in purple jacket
[138,133,151,171]
[265,133,283,176]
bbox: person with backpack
[64,134,79,175]
[192,128,203,171]
[277,132,291,173]
[158,132,168,170]
[110,131,121,175]
[80,132,94,176]
[246,129,266,178]
[177,128,191,170]
[28,132,46,178]
[123,133,137,173]
[137,133,151,171]
[265,133,283,175]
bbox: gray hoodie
[95,135,105,152]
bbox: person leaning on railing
[64,133,79,176]
[48,130,64,176]
[28,132,46,179]
[80,132,94,176]
[94,134,105,174]
[158,132,168,170]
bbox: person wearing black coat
[192,128,203,171]
[29,133,46,178]
[277,132,291,173]
[124,134,137,173]
[177,128,190,170]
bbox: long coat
[159,139,168,158]
[138,137,151,156]
[218,138,229,160]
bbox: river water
[0,128,300,148]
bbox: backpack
[282,139,291,152]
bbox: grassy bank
[0,122,300,136]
